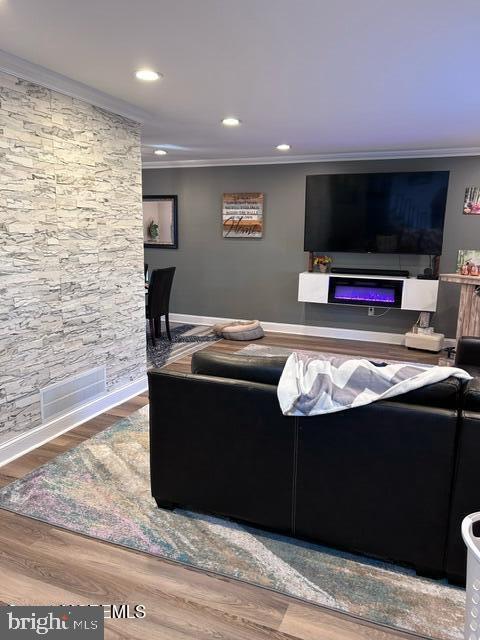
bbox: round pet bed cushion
[213,319,265,341]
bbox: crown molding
[0,49,153,123]
[142,146,480,169]
[1,49,476,163]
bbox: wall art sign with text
[463,187,480,215]
[222,193,264,238]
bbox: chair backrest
[455,337,480,367]
[148,267,176,318]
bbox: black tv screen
[304,171,449,255]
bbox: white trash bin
[462,513,480,640]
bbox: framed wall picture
[463,187,480,215]
[222,192,264,238]
[143,195,178,249]
[457,248,480,271]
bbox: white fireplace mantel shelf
[298,271,439,312]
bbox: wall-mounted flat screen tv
[304,171,449,254]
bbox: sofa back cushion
[387,376,463,410]
[191,350,287,386]
[192,351,465,409]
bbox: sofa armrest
[455,337,480,368]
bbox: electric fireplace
[327,277,403,308]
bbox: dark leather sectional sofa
[147,337,480,584]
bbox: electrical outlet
[368,307,375,316]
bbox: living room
[1,2,480,640]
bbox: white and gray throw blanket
[277,351,472,417]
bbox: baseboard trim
[170,313,456,348]
[0,375,148,468]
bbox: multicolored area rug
[146,323,219,368]
[0,406,465,640]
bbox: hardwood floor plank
[163,332,441,374]
[0,510,417,640]
[0,509,288,629]
[0,515,294,640]
[279,603,412,640]
[0,331,440,640]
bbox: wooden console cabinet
[440,273,480,339]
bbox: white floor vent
[40,366,107,423]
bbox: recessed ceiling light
[222,117,241,127]
[135,69,161,82]
[276,144,291,151]
[154,149,167,156]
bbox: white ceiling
[0,0,479,165]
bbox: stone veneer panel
[0,72,145,444]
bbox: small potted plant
[313,255,332,273]
[149,220,159,240]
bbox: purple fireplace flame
[333,285,395,304]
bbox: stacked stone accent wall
[0,72,145,443]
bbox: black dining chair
[146,267,176,345]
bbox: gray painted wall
[143,157,480,338]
